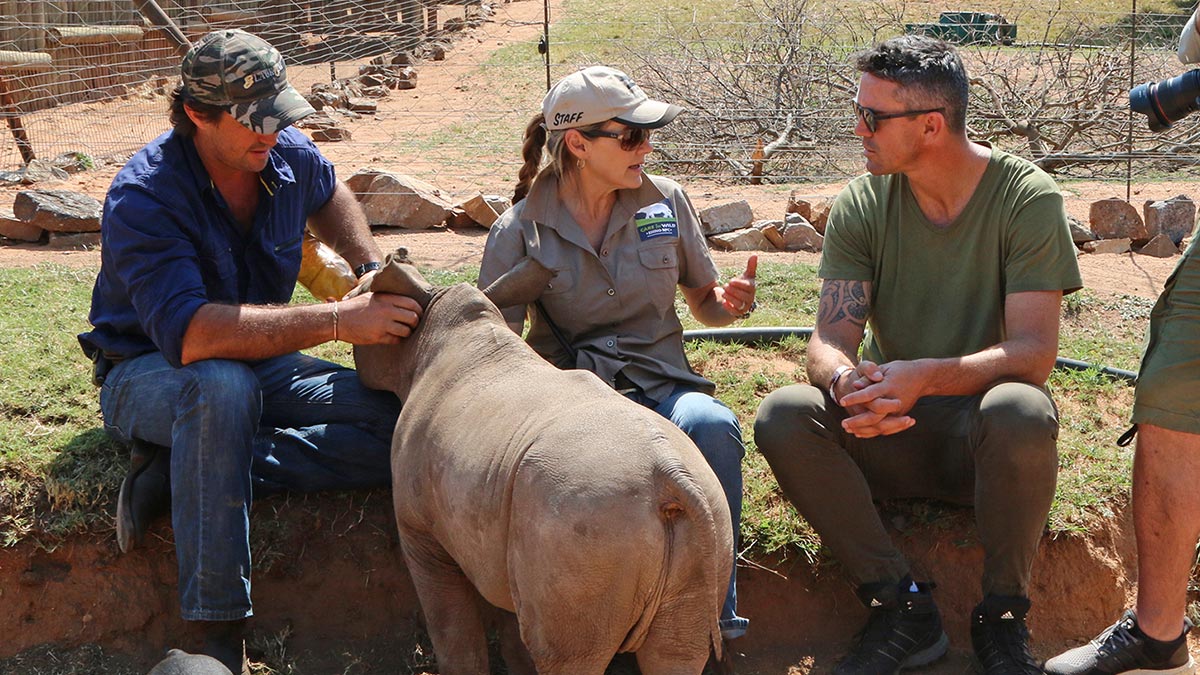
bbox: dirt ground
[0,2,1195,674]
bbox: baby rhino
[353,251,732,675]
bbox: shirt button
[602,249,609,256]
[662,256,669,264]
[606,339,615,348]
[607,288,615,296]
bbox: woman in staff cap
[478,65,756,643]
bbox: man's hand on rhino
[338,292,423,344]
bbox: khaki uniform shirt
[478,171,719,402]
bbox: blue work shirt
[79,126,338,368]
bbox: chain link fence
[0,0,1198,194]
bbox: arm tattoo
[818,280,869,328]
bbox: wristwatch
[354,261,382,278]
[828,365,854,402]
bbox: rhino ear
[482,256,555,309]
[367,248,435,308]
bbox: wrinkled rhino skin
[354,251,733,675]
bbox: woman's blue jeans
[627,385,750,640]
[99,351,399,621]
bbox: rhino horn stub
[368,248,435,309]
[482,256,556,309]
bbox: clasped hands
[831,360,927,439]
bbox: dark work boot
[115,439,172,553]
[198,619,249,675]
[833,579,949,675]
[971,595,1041,675]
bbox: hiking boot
[115,439,172,553]
[833,579,950,675]
[971,595,1041,675]
[1044,610,1195,675]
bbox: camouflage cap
[181,29,314,134]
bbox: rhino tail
[617,456,723,660]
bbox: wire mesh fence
[0,0,1198,195]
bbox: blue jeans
[627,385,750,640]
[99,351,398,621]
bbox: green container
[905,12,1017,46]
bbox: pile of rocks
[345,168,510,230]
[1075,196,1195,257]
[699,190,831,253]
[0,189,102,249]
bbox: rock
[753,219,785,249]
[359,73,385,88]
[792,197,833,235]
[361,86,390,99]
[1143,195,1195,245]
[1136,233,1179,258]
[779,216,824,252]
[394,66,417,90]
[344,169,454,229]
[346,97,378,113]
[13,190,102,233]
[391,52,414,66]
[484,195,511,217]
[1068,216,1095,244]
[18,159,70,183]
[708,228,772,251]
[0,207,44,242]
[444,208,476,229]
[52,151,94,174]
[1080,237,1131,255]
[429,43,447,61]
[444,17,467,32]
[456,193,504,228]
[698,200,753,236]
[46,231,101,250]
[311,126,352,142]
[1089,198,1147,241]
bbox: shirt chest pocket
[543,267,576,296]
[638,245,678,274]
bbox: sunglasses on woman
[577,126,652,150]
[852,100,945,133]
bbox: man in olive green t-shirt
[754,36,1081,675]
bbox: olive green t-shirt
[819,148,1083,364]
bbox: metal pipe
[682,327,1138,383]
[129,0,190,55]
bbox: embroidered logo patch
[635,199,678,241]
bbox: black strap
[1116,424,1139,447]
[533,300,577,365]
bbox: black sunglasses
[852,100,945,133]
[577,126,651,150]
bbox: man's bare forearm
[180,302,335,364]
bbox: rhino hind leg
[399,532,491,675]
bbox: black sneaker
[1044,610,1195,675]
[971,595,1041,675]
[833,580,950,675]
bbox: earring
[577,158,585,170]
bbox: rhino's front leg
[399,531,490,675]
[498,610,537,675]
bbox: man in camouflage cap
[79,30,421,673]
[181,29,314,135]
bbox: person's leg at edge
[754,384,948,675]
[968,382,1059,675]
[654,386,749,639]
[100,353,259,672]
[1132,424,1200,641]
[753,384,910,585]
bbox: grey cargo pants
[754,381,1059,596]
